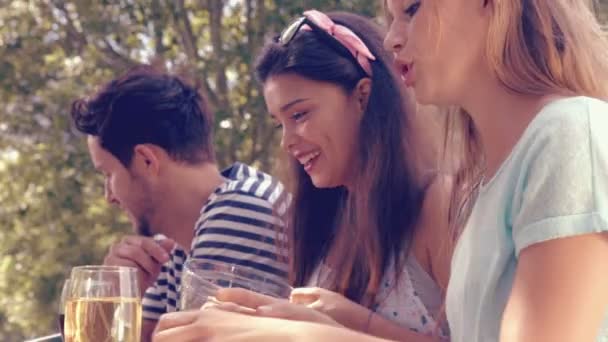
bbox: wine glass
[57,279,71,340]
[179,259,292,310]
[64,266,141,342]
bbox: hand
[208,289,341,327]
[152,309,293,342]
[200,295,257,315]
[255,300,342,327]
[153,308,387,342]
[213,287,348,328]
[292,289,440,342]
[289,287,372,331]
[103,235,175,294]
[214,287,284,309]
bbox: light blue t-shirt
[446,96,608,342]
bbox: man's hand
[103,235,175,294]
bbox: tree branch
[150,0,167,57]
[246,0,255,54]
[208,0,230,110]
[97,37,139,70]
[256,0,268,44]
[46,1,88,54]
[171,0,199,62]
[164,0,220,110]
[198,69,222,112]
[58,1,137,70]
[250,124,278,168]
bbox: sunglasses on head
[276,14,371,77]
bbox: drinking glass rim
[183,266,268,287]
[70,265,138,275]
[183,259,292,290]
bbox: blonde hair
[487,0,608,97]
[382,1,608,336]
[445,0,608,237]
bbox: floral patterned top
[308,255,449,339]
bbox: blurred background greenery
[0,0,606,340]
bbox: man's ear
[132,144,161,177]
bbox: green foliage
[0,0,377,339]
[1,0,606,339]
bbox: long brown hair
[256,12,426,306]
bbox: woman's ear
[355,77,372,116]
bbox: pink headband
[302,10,376,76]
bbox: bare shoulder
[413,174,454,289]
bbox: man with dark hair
[71,66,288,340]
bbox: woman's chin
[310,175,341,189]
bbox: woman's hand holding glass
[207,286,373,331]
[152,287,378,342]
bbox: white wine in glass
[64,266,141,342]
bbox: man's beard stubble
[130,173,155,238]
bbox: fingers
[109,242,160,276]
[215,287,283,309]
[154,310,272,342]
[291,287,323,295]
[256,302,340,326]
[290,287,321,305]
[204,301,258,315]
[155,311,199,333]
[157,238,176,255]
[153,311,205,342]
[105,236,171,274]
[102,253,140,270]
[153,326,204,342]
[104,236,174,293]
[256,302,303,319]
[124,236,172,264]
[203,296,258,315]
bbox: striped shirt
[142,163,289,320]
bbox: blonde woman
[383,0,608,341]
[154,1,608,341]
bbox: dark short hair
[71,65,215,166]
